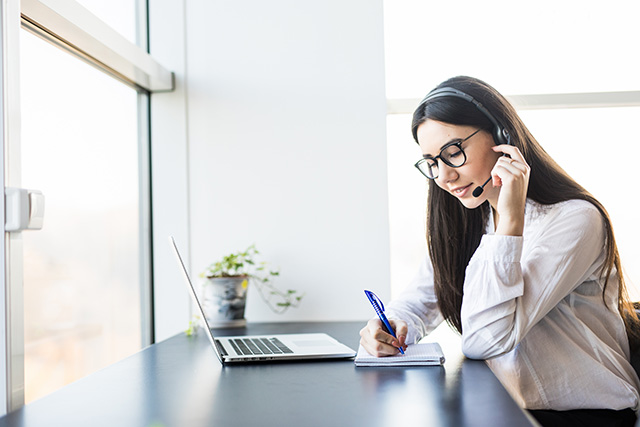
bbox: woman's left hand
[491,144,530,236]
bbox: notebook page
[354,342,445,366]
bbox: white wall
[182,0,390,323]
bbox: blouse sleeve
[385,255,445,345]
[460,201,608,359]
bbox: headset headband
[418,87,510,145]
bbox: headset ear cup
[494,127,510,145]
[493,128,504,145]
[502,128,512,145]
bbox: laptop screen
[170,236,225,364]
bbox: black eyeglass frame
[414,128,483,180]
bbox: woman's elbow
[461,338,493,360]
[461,331,516,360]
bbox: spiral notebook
[354,342,445,367]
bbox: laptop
[170,237,356,364]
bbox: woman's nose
[437,162,458,184]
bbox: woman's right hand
[359,318,408,357]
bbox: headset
[417,87,511,197]
[418,87,511,146]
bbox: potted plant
[189,245,303,331]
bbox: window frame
[20,0,173,92]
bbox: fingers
[359,318,408,357]
[492,143,526,163]
[390,319,408,348]
[490,146,530,187]
[490,145,530,236]
[494,156,527,175]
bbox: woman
[360,76,639,426]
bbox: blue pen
[364,290,405,355]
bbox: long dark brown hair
[411,76,637,338]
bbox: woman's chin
[454,193,486,210]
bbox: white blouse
[386,198,640,411]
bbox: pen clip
[364,290,384,315]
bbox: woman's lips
[451,184,472,198]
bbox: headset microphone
[472,177,492,198]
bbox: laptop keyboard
[229,337,294,356]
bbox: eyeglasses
[414,128,483,180]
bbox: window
[20,29,144,403]
[74,0,138,44]
[0,0,171,410]
[383,0,640,98]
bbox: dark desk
[0,322,534,426]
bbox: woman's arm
[384,256,445,344]
[460,201,607,359]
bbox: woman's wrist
[495,216,524,236]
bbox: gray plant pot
[201,276,248,328]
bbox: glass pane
[75,0,139,45]
[383,0,640,98]
[20,30,143,403]
[387,108,640,300]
